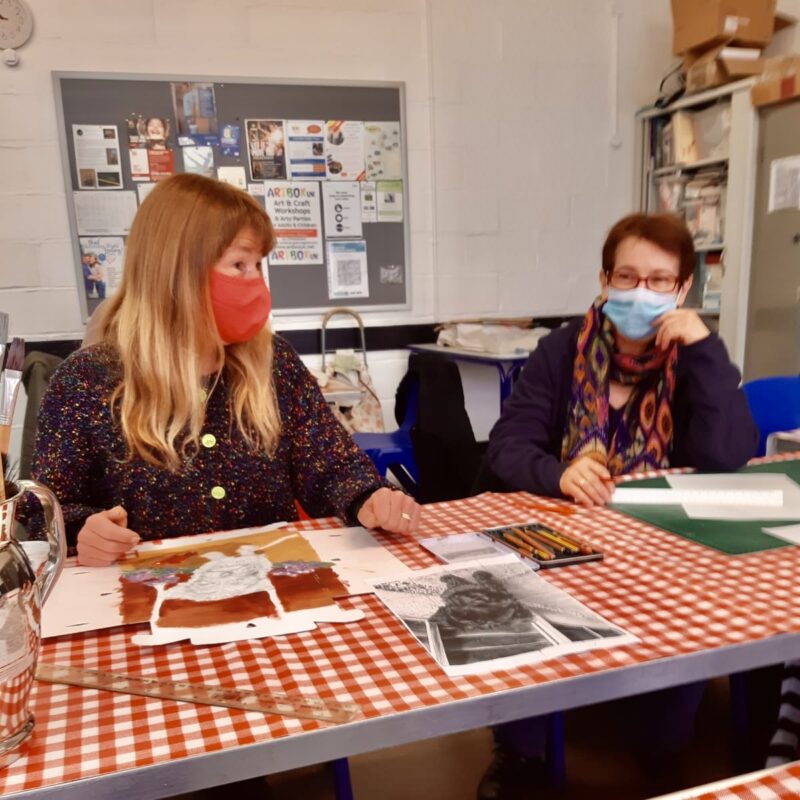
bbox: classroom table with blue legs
[407,343,531,407]
[4,454,800,799]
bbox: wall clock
[0,0,33,64]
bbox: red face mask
[209,271,271,344]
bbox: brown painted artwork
[118,529,347,630]
[269,566,349,612]
[119,569,190,625]
[157,591,276,628]
[119,581,158,625]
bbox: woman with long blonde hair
[33,173,418,566]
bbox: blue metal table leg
[497,363,524,409]
[497,365,514,408]
[729,672,751,770]
[545,712,567,788]
[331,757,354,800]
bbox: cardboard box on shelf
[774,11,797,33]
[684,44,765,94]
[671,0,777,55]
[750,55,800,106]
[672,111,699,164]
[683,43,765,94]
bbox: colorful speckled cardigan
[31,337,383,548]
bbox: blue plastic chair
[742,376,800,457]
[731,376,800,766]
[352,378,419,494]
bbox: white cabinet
[635,79,760,370]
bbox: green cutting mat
[609,460,800,555]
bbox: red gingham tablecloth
[3,454,800,795]
[654,760,800,799]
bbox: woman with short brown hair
[478,212,757,799]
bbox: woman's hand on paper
[560,457,615,507]
[76,505,140,566]
[357,487,421,535]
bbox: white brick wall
[2,0,690,457]
[428,0,676,319]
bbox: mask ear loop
[675,280,689,308]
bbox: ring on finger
[400,512,412,521]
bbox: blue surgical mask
[603,286,678,341]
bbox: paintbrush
[0,312,8,373]
[0,338,25,457]
[0,454,18,504]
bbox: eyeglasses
[609,270,680,294]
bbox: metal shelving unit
[635,79,760,369]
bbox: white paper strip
[612,488,784,507]
[763,524,800,545]
[667,473,800,520]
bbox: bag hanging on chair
[314,308,385,434]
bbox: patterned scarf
[561,298,678,476]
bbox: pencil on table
[527,526,581,554]
[502,531,553,561]
[485,528,538,562]
[511,527,562,557]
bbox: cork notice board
[53,72,410,321]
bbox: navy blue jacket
[487,319,759,498]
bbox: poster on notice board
[326,240,369,299]
[72,124,123,189]
[264,180,324,266]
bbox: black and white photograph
[370,556,636,676]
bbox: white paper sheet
[41,564,124,637]
[763,523,800,545]
[666,473,800,520]
[612,487,784,507]
[768,155,800,213]
[216,165,247,190]
[73,191,138,235]
[766,429,800,456]
[137,183,156,204]
[322,181,363,238]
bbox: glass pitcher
[0,480,65,768]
